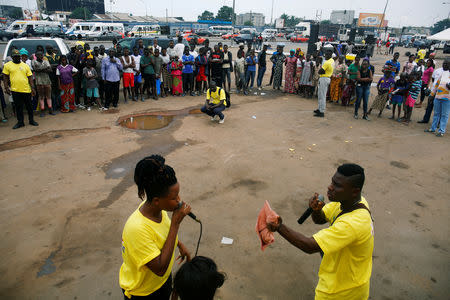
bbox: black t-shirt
[358,68,372,87]
[258,51,267,67]
[210,51,223,74]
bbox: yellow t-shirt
[320,58,334,78]
[119,207,177,298]
[207,88,227,106]
[416,49,426,62]
[2,61,32,93]
[312,197,374,300]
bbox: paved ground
[0,48,449,300]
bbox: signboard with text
[358,13,388,27]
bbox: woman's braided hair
[134,155,177,202]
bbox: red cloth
[256,201,279,251]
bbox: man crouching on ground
[201,81,227,124]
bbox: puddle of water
[113,167,125,173]
[120,115,174,130]
[37,252,56,277]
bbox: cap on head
[11,49,20,57]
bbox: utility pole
[270,0,274,25]
[378,0,389,40]
[232,0,235,26]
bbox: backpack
[209,88,231,108]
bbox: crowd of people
[0,38,448,134]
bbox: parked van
[3,37,69,63]
[128,24,161,37]
[66,22,124,39]
[6,20,63,35]
[261,29,277,39]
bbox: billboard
[275,18,285,29]
[358,13,388,27]
[23,9,40,20]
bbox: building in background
[0,5,23,19]
[38,0,105,14]
[330,10,355,25]
[236,12,265,27]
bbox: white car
[3,37,70,63]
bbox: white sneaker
[219,116,225,124]
[103,107,109,111]
[210,116,216,121]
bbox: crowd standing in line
[0,39,448,135]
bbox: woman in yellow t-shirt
[120,154,191,299]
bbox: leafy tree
[216,6,235,22]
[70,7,92,20]
[198,10,214,21]
[280,13,301,28]
[244,20,253,26]
[320,20,331,25]
[431,19,450,35]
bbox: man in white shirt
[131,46,143,101]
[189,44,198,59]
[152,38,162,53]
[174,36,185,61]
[418,65,444,124]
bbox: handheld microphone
[297,195,324,224]
[177,202,201,223]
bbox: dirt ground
[0,47,449,300]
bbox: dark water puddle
[0,127,110,152]
[117,107,202,131]
[37,251,56,277]
[120,115,175,130]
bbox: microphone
[297,195,324,224]
[177,202,201,223]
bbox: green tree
[216,6,235,22]
[198,10,214,21]
[280,14,301,28]
[431,19,450,34]
[244,20,253,26]
[70,7,93,20]
[320,20,331,25]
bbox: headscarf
[19,48,29,56]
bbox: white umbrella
[428,28,450,41]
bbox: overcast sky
[7,0,448,27]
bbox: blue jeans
[355,85,371,115]
[257,66,266,87]
[430,98,450,134]
[245,70,256,89]
[201,104,225,120]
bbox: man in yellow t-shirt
[314,50,334,118]
[201,80,227,124]
[416,47,426,63]
[3,49,38,129]
[268,163,374,300]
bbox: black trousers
[421,95,435,123]
[12,91,34,124]
[182,73,194,93]
[98,79,105,101]
[104,81,120,108]
[122,274,172,300]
